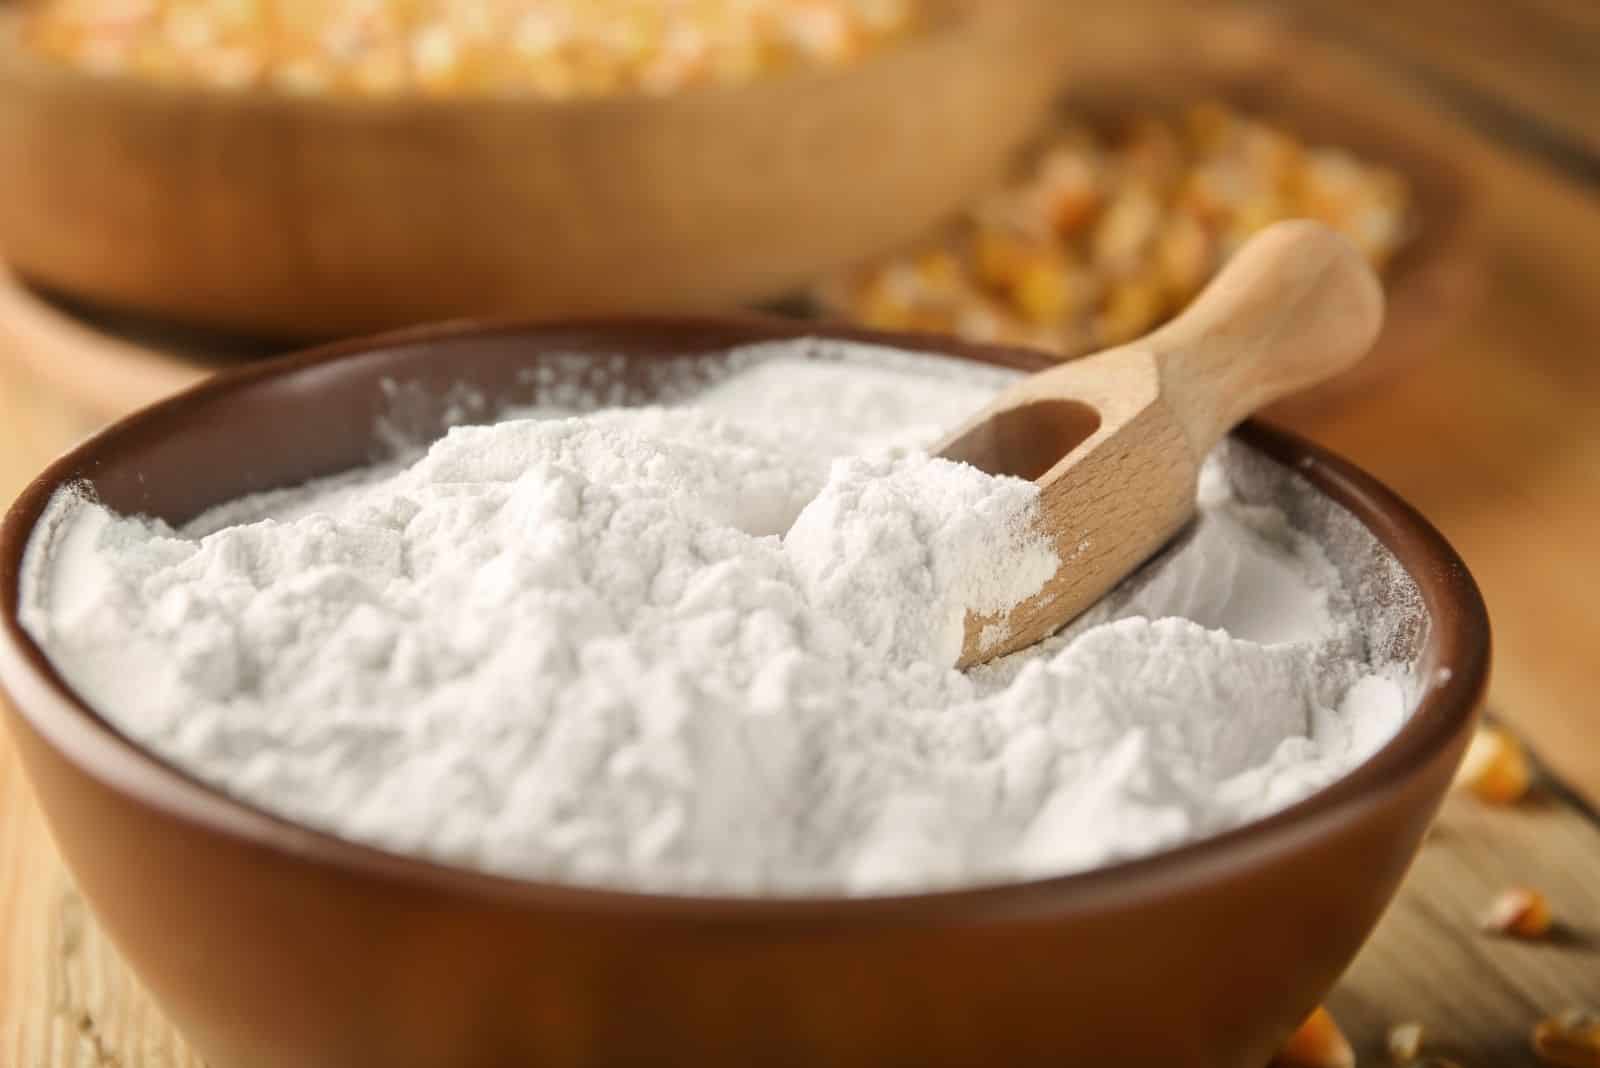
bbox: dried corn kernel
[1156,212,1214,301]
[1228,193,1292,242]
[1120,114,1185,191]
[952,303,1005,344]
[1274,1006,1355,1068]
[1387,1025,1461,1067]
[854,286,919,334]
[1534,1009,1600,1067]
[1095,276,1167,346]
[1091,184,1163,276]
[1455,724,1533,804]
[1031,147,1103,237]
[1482,886,1554,938]
[973,229,1045,292]
[1388,1021,1425,1064]
[912,249,964,293]
[1185,99,1236,153]
[1245,126,1305,193]
[1012,259,1082,327]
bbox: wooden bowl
[795,9,1484,423]
[0,319,1488,1068]
[1056,16,1483,423]
[0,2,1069,338]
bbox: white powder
[18,344,1415,896]
[787,452,1058,666]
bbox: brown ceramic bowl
[0,319,1488,1068]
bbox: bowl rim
[0,0,994,115]
[0,315,1490,925]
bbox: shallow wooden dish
[0,318,1488,1068]
[800,11,1484,422]
[1057,14,1484,422]
[0,2,1068,338]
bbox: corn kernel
[1031,147,1103,238]
[1185,99,1235,153]
[1274,1006,1355,1068]
[1157,213,1213,301]
[1011,259,1081,327]
[1091,184,1162,276]
[1095,277,1166,346]
[972,230,1042,292]
[1388,1020,1424,1064]
[854,281,916,332]
[1455,725,1532,804]
[1481,886,1554,938]
[1534,1009,1600,1068]
[913,250,964,293]
[1120,114,1184,191]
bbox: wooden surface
[1330,789,1600,1065]
[3,3,1600,1065]
[1262,0,1600,166]
[0,268,224,420]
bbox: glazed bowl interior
[0,318,1488,1068]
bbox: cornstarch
[19,341,1418,895]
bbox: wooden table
[3,5,1600,1065]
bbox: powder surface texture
[19,343,1415,895]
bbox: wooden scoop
[939,220,1385,667]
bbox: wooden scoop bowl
[941,220,1385,666]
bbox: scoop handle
[1143,220,1384,455]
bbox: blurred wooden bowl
[797,9,1484,424]
[1055,13,1484,424]
[0,1,1070,338]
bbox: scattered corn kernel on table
[4,4,1600,1065]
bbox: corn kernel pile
[21,0,920,96]
[821,102,1412,357]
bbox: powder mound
[405,408,823,535]
[19,345,1414,896]
[786,452,1057,667]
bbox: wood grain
[1332,789,1600,1066]
[1260,0,1600,165]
